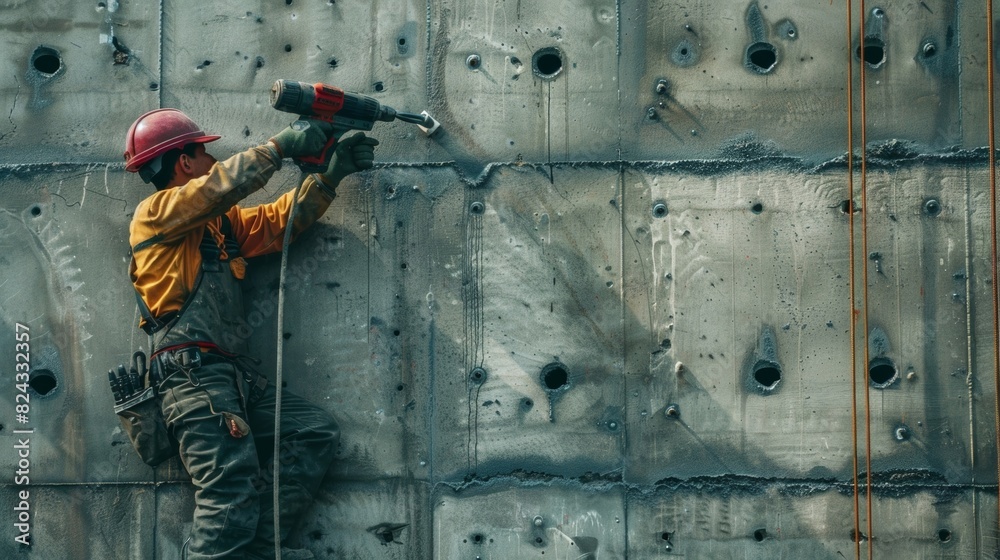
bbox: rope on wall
[272,181,304,560]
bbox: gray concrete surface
[1,0,999,558]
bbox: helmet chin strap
[138,153,165,184]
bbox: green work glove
[318,132,379,187]
[269,119,333,159]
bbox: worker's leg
[160,358,262,560]
[243,384,339,554]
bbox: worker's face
[181,144,217,178]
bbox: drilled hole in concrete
[652,203,668,218]
[661,532,672,541]
[665,404,680,418]
[31,46,62,76]
[938,529,952,543]
[894,424,910,441]
[466,54,481,69]
[472,534,484,544]
[327,58,338,69]
[521,397,534,409]
[751,202,764,214]
[868,357,897,387]
[745,42,777,74]
[374,81,385,92]
[29,369,57,396]
[540,363,569,391]
[872,7,885,18]
[777,20,798,40]
[469,201,485,215]
[753,360,781,390]
[29,205,42,217]
[469,367,487,384]
[839,199,859,214]
[923,199,942,216]
[672,40,697,66]
[753,529,767,542]
[149,82,159,91]
[922,42,937,58]
[532,47,563,79]
[858,37,886,67]
[284,44,293,53]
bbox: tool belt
[152,343,268,406]
[110,345,268,467]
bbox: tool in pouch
[110,350,177,466]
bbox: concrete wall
[0,0,997,558]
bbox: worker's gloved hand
[269,119,334,159]
[319,132,379,186]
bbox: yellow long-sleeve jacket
[129,143,336,324]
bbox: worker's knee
[295,396,338,440]
[322,411,340,445]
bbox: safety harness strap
[132,215,236,335]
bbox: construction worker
[123,108,377,559]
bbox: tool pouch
[114,387,178,467]
[109,352,178,467]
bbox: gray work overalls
[147,218,339,560]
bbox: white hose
[272,180,302,560]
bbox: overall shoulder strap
[132,224,216,335]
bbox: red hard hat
[123,108,220,173]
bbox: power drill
[270,80,439,172]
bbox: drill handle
[291,126,343,173]
[292,119,370,172]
